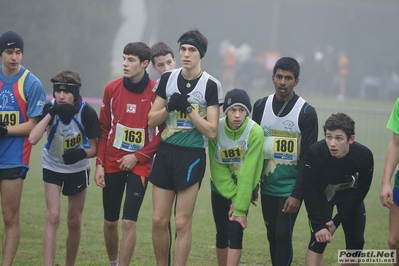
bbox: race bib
[54,132,83,156]
[218,146,243,164]
[63,132,82,149]
[263,136,297,161]
[113,123,145,152]
[176,104,199,129]
[323,175,357,202]
[0,111,19,126]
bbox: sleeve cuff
[96,157,104,166]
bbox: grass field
[2,94,397,265]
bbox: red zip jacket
[96,77,161,177]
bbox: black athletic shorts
[0,167,28,180]
[102,171,148,222]
[149,141,206,191]
[43,168,90,196]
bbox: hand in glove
[48,104,78,118]
[0,122,7,138]
[62,148,87,165]
[165,96,177,112]
[169,93,191,112]
[166,92,183,112]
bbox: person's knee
[46,210,61,228]
[216,236,228,249]
[2,205,20,226]
[308,236,327,254]
[215,227,229,248]
[121,219,136,231]
[152,214,169,231]
[104,219,118,230]
[67,215,82,231]
[388,236,399,249]
[229,221,243,249]
[175,216,192,235]
[275,226,292,244]
[346,235,364,250]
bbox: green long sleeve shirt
[209,117,264,216]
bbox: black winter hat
[223,88,252,114]
[0,30,24,55]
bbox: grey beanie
[223,88,252,114]
[0,30,24,55]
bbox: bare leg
[305,249,324,266]
[104,220,119,262]
[0,178,24,266]
[152,185,175,266]
[42,182,62,266]
[216,247,227,266]
[118,219,137,266]
[227,248,242,266]
[65,189,87,266]
[173,183,199,266]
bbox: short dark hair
[177,29,208,58]
[51,69,82,87]
[150,41,174,64]
[123,42,151,64]
[273,57,300,79]
[323,113,355,140]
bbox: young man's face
[1,48,22,72]
[272,69,299,101]
[54,90,75,105]
[226,105,247,130]
[179,44,201,70]
[152,54,176,75]
[122,54,148,81]
[325,129,354,158]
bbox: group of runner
[1,28,398,266]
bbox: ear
[294,78,299,87]
[142,59,149,69]
[348,135,355,144]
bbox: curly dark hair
[323,113,355,140]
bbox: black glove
[42,103,53,118]
[166,92,183,112]
[169,93,191,112]
[166,94,178,112]
[0,122,7,138]
[48,104,78,118]
[62,148,87,165]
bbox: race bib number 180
[264,136,298,161]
